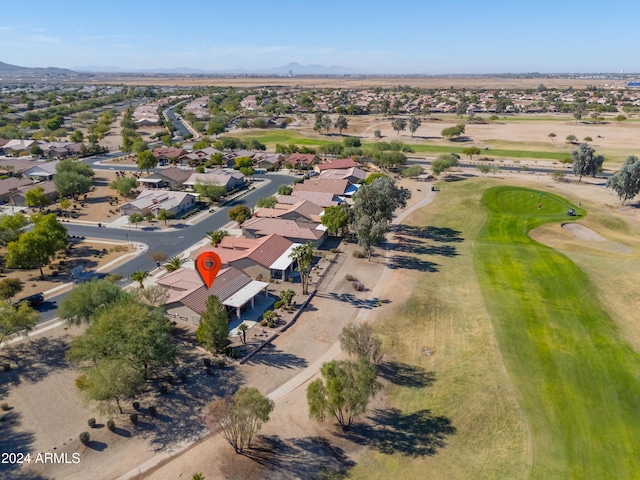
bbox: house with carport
[157,266,270,325]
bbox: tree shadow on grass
[395,225,464,243]
[387,255,439,272]
[335,408,456,457]
[242,435,355,480]
[377,362,436,388]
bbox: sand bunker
[561,223,632,253]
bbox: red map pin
[196,251,222,288]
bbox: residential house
[10,181,57,207]
[192,234,298,280]
[319,167,366,184]
[184,171,245,191]
[0,159,38,177]
[255,200,323,223]
[276,191,339,208]
[0,177,34,203]
[118,190,198,218]
[293,178,351,197]
[22,160,59,181]
[157,266,269,325]
[241,217,327,248]
[39,141,82,159]
[2,139,37,156]
[151,147,187,166]
[313,157,358,173]
[287,153,319,169]
[137,167,192,189]
[253,153,284,171]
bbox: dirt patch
[0,239,132,299]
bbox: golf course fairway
[474,186,640,479]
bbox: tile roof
[192,234,294,269]
[319,167,366,181]
[277,191,338,208]
[0,177,33,195]
[315,158,357,171]
[255,200,323,222]
[293,178,350,195]
[242,217,325,241]
[158,266,256,313]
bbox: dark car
[16,293,45,308]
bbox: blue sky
[1,0,639,73]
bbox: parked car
[15,293,45,307]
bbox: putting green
[474,186,640,479]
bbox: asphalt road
[38,174,293,322]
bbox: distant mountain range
[0,61,76,77]
[71,62,360,75]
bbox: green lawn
[474,187,640,479]
[233,130,569,161]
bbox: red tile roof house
[137,167,192,189]
[119,190,198,218]
[241,217,327,248]
[156,266,270,326]
[313,157,358,173]
[191,233,298,281]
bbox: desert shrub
[180,373,188,384]
[149,406,157,418]
[352,250,365,258]
[2,363,10,372]
[159,385,168,395]
[330,247,339,253]
[166,374,174,385]
[79,432,90,445]
[345,274,358,282]
[217,359,226,369]
[130,413,139,425]
[273,300,283,309]
[107,420,115,431]
[75,374,87,389]
[132,401,140,411]
[260,319,268,327]
[352,281,365,291]
[203,358,211,367]
[1,403,9,411]
[87,418,96,428]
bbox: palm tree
[165,256,186,272]
[207,229,228,247]
[289,241,315,295]
[238,323,248,344]
[130,270,150,289]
